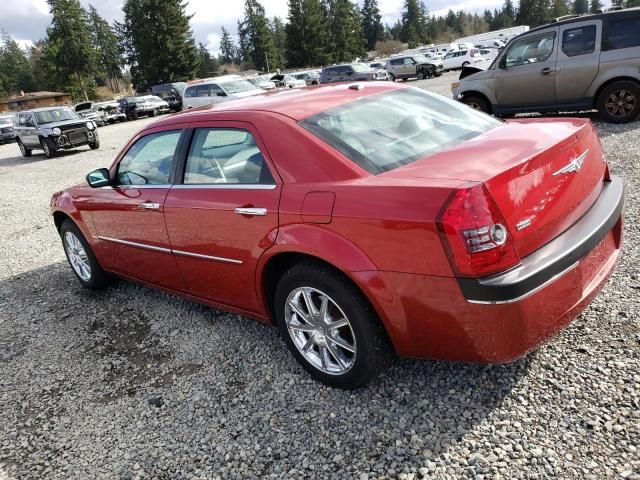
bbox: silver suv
[452,8,640,123]
[386,54,443,81]
[14,107,99,158]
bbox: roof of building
[0,91,70,104]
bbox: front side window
[196,85,210,97]
[505,33,555,67]
[117,130,181,185]
[184,128,275,185]
[301,88,501,174]
[562,25,596,57]
[403,58,415,65]
[604,15,640,50]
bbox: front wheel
[596,81,640,123]
[275,261,393,389]
[417,70,427,80]
[60,219,111,289]
[389,73,396,82]
[89,138,100,150]
[462,95,492,114]
[41,137,57,158]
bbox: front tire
[17,139,32,157]
[274,261,393,389]
[41,137,57,158]
[596,81,640,123]
[60,219,111,289]
[389,73,396,82]
[462,94,492,114]
[89,138,100,150]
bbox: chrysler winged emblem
[553,149,590,176]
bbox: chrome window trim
[172,249,243,265]
[100,184,172,190]
[96,236,243,265]
[96,236,172,254]
[172,184,277,190]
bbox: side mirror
[499,57,507,69]
[86,168,111,188]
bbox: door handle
[139,202,160,210]
[234,207,267,216]
[540,67,556,75]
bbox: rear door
[555,20,601,104]
[494,29,559,108]
[163,122,281,312]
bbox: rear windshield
[301,88,501,174]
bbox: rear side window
[301,89,501,174]
[184,128,275,185]
[390,59,403,66]
[562,25,596,56]
[117,131,181,185]
[604,15,640,50]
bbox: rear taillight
[437,183,520,278]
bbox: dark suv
[14,107,99,158]
[320,64,384,83]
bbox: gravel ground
[0,77,639,480]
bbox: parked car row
[0,113,16,144]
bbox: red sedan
[50,82,623,389]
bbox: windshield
[351,64,371,73]
[413,54,430,63]
[221,80,257,94]
[301,88,501,174]
[35,108,80,125]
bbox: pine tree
[119,0,200,92]
[271,17,287,67]
[46,0,97,100]
[573,0,589,14]
[503,0,516,20]
[0,31,36,96]
[551,0,570,17]
[589,0,603,12]
[327,0,366,63]
[88,5,123,93]
[286,0,331,68]
[240,0,280,71]
[517,0,549,27]
[627,0,640,6]
[401,0,425,47]
[219,27,236,64]
[361,0,384,51]
[197,43,218,78]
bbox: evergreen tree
[401,0,425,47]
[503,0,516,20]
[88,5,123,93]
[286,0,331,67]
[119,0,200,91]
[361,0,384,51]
[237,19,252,65]
[197,43,218,78]
[627,0,640,6]
[551,0,570,17]
[517,0,549,27]
[328,0,366,62]
[573,0,589,14]
[219,27,236,64]
[240,0,280,71]
[29,40,55,91]
[271,17,287,67]
[45,0,97,100]
[589,0,603,12]
[0,31,36,96]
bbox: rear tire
[41,137,57,158]
[17,139,32,157]
[274,261,393,389]
[60,219,112,289]
[461,94,492,114]
[596,81,640,124]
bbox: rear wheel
[462,94,491,114]
[596,81,640,123]
[275,261,393,389]
[41,137,57,158]
[17,139,32,157]
[60,219,111,289]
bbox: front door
[20,113,39,147]
[89,128,185,290]
[163,123,281,313]
[555,21,601,104]
[494,29,559,108]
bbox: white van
[182,77,264,110]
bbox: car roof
[523,7,640,36]
[153,82,407,123]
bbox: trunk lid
[385,118,606,258]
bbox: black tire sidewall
[597,81,640,124]
[463,95,491,114]
[90,138,100,149]
[60,219,110,289]
[40,138,56,158]
[274,262,391,389]
[18,139,31,157]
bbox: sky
[0,0,506,53]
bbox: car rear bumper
[352,177,623,362]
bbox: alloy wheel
[606,90,636,118]
[285,287,356,375]
[64,231,91,281]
